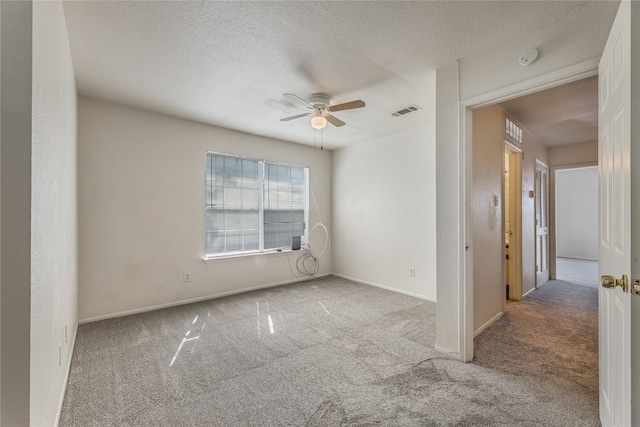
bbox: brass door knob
[601,274,628,293]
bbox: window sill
[202,248,303,264]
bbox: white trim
[558,255,599,262]
[462,57,600,108]
[461,105,473,362]
[505,139,523,153]
[459,57,600,363]
[332,273,435,303]
[536,158,549,170]
[202,248,301,264]
[535,159,550,288]
[504,144,523,301]
[54,322,78,427]
[473,311,504,338]
[552,161,598,171]
[79,273,332,324]
[522,287,537,298]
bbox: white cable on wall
[292,184,330,279]
[308,222,330,258]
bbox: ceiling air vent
[391,104,421,117]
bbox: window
[505,115,523,145]
[205,153,308,258]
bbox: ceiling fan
[280,93,365,129]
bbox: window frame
[505,114,523,146]
[204,152,309,260]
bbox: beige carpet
[60,276,598,426]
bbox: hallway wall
[548,140,597,167]
[471,105,504,333]
[471,104,548,334]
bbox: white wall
[1,2,33,425]
[331,124,436,301]
[78,97,332,321]
[556,167,598,260]
[471,106,504,332]
[30,1,79,425]
[548,140,597,167]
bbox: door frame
[548,161,598,280]
[504,143,523,301]
[535,159,550,288]
[459,58,599,361]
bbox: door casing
[535,160,550,288]
[504,143,522,301]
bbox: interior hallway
[61,275,599,426]
[475,276,599,425]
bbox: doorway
[554,166,599,287]
[504,144,522,301]
[535,160,550,286]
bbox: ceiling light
[311,114,327,129]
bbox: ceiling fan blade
[284,93,313,109]
[329,100,365,112]
[325,114,346,127]
[280,112,312,122]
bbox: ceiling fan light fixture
[311,114,327,129]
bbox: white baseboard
[55,321,78,427]
[557,256,598,261]
[473,311,503,338]
[332,273,436,303]
[523,287,536,297]
[79,273,332,324]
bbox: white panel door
[598,1,631,426]
[535,161,549,286]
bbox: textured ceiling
[62,1,617,150]
[500,76,598,147]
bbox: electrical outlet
[183,272,191,283]
[409,268,415,278]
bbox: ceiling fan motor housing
[309,93,330,109]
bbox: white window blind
[263,162,306,250]
[205,153,308,258]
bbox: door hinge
[465,244,469,252]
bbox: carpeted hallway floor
[60,276,598,426]
[556,257,599,288]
